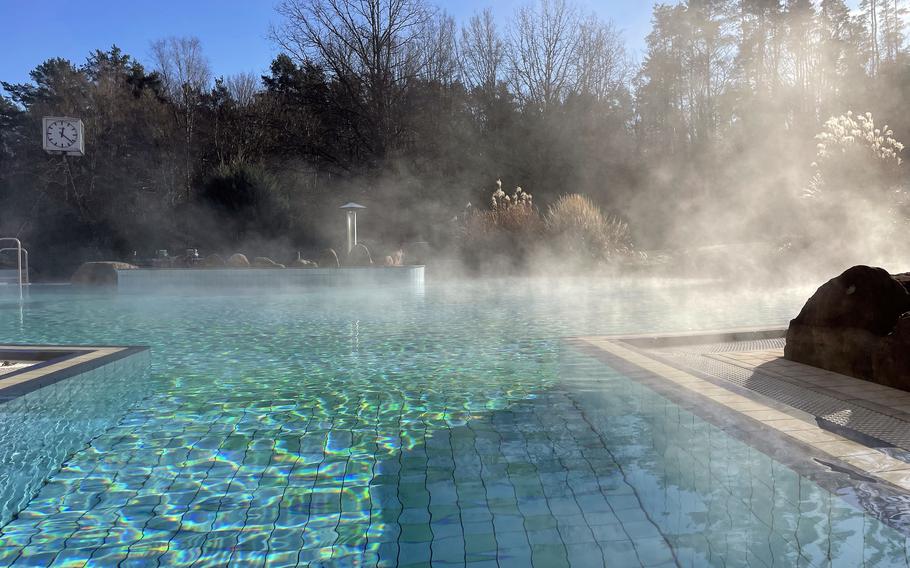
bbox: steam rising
[0,0,906,283]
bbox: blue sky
[0,0,650,90]
[0,0,860,91]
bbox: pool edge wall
[115,266,425,290]
[0,347,151,526]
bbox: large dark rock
[873,315,910,388]
[785,265,910,387]
[894,273,910,295]
[71,262,137,286]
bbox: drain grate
[661,337,786,354]
[649,344,910,451]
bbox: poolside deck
[574,330,910,494]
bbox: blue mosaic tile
[1,294,909,568]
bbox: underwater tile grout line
[5,397,150,565]
[566,394,683,568]
[49,399,165,566]
[560,347,899,566]
[2,281,906,565]
[0,346,151,531]
[566,337,910,538]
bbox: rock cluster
[253,257,285,269]
[785,265,910,388]
[71,262,137,286]
[71,244,415,283]
[203,253,225,267]
[226,253,250,268]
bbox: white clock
[42,117,85,156]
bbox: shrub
[192,161,290,248]
[456,182,636,272]
[545,194,633,262]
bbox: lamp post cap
[340,202,366,209]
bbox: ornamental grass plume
[457,180,544,271]
[473,179,541,234]
[545,194,633,261]
[806,111,904,199]
[797,111,909,268]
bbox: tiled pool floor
[2,346,909,567]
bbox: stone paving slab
[0,362,33,377]
[576,333,910,496]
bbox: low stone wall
[115,266,425,291]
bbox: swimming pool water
[0,278,907,566]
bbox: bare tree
[226,72,260,106]
[575,15,629,101]
[459,8,505,94]
[151,37,210,101]
[271,0,432,158]
[417,11,458,85]
[150,36,211,200]
[507,0,581,112]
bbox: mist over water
[0,0,906,286]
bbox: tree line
[1,0,907,277]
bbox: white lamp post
[340,202,366,254]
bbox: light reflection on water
[1,277,897,566]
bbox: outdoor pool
[0,277,908,567]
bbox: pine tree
[816,0,860,112]
[878,0,907,63]
[860,0,881,74]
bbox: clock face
[45,120,79,149]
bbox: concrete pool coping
[0,345,150,401]
[571,329,910,496]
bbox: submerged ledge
[0,345,149,400]
[571,330,910,500]
[0,344,151,525]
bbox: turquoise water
[0,278,907,566]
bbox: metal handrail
[0,247,28,284]
[0,238,24,301]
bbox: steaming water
[0,278,907,566]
